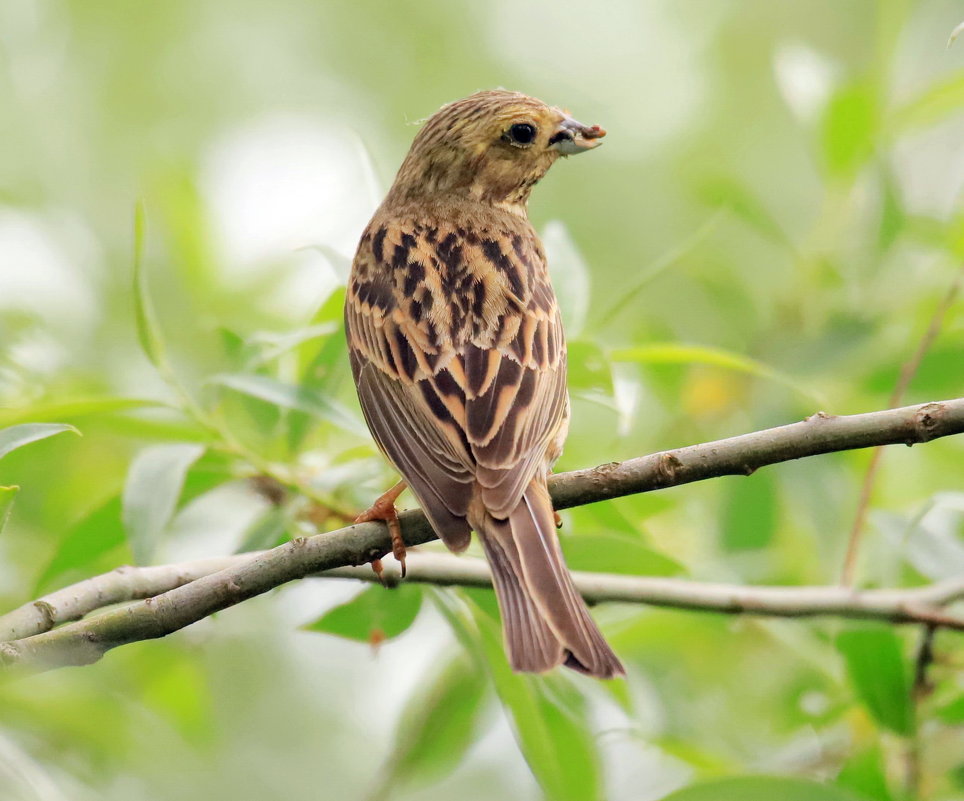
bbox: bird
[345,89,624,678]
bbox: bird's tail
[474,478,624,679]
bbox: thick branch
[2,397,962,675]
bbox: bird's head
[387,89,605,214]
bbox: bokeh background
[1,1,963,799]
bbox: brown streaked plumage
[346,89,623,678]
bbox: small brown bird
[345,89,623,678]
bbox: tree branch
[2,398,963,676]
[325,554,964,630]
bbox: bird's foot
[356,481,408,578]
[553,510,563,529]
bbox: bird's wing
[346,220,568,535]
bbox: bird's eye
[505,123,537,146]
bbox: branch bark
[2,397,963,676]
[325,554,964,629]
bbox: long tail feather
[475,479,624,679]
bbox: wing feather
[346,216,568,542]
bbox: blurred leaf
[0,423,80,461]
[309,285,348,326]
[566,340,613,394]
[217,327,246,365]
[951,20,964,47]
[572,501,643,538]
[863,342,964,398]
[875,168,904,253]
[543,220,590,337]
[873,494,964,582]
[236,506,289,553]
[303,583,423,642]
[0,398,164,427]
[94,414,210,443]
[35,495,125,593]
[562,532,684,576]
[132,202,168,369]
[429,587,489,668]
[243,323,339,369]
[212,373,366,437]
[301,243,352,284]
[698,178,790,247]
[602,211,724,322]
[611,343,820,402]
[141,652,212,743]
[432,589,602,801]
[155,170,217,295]
[720,474,778,551]
[836,625,913,736]
[836,744,894,801]
[122,444,205,564]
[661,776,870,801]
[820,82,878,177]
[892,71,964,132]
[179,451,236,507]
[0,485,19,535]
[467,600,603,801]
[951,208,964,259]
[374,652,488,794]
[288,292,351,449]
[937,693,964,724]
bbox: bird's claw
[356,488,407,579]
[370,557,386,585]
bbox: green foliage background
[1,1,963,799]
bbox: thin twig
[841,265,964,586]
[906,625,938,799]
[1,398,963,676]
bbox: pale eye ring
[505,123,537,146]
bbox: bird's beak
[548,117,606,155]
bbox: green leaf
[566,341,614,394]
[132,202,168,369]
[601,211,723,322]
[952,762,964,790]
[0,398,164,427]
[0,423,80,461]
[243,323,339,369]
[235,506,289,553]
[937,693,964,724]
[122,444,205,564]
[820,82,878,177]
[464,596,603,801]
[891,72,964,132]
[950,20,964,47]
[35,495,126,593]
[611,342,821,403]
[373,652,488,794]
[211,373,367,437]
[698,178,790,247]
[836,625,914,736]
[836,745,894,801]
[140,650,212,742]
[542,220,590,337]
[562,532,684,577]
[303,583,423,642]
[661,776,870,801]
[0,485,19,535]
[720,474,778,551]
